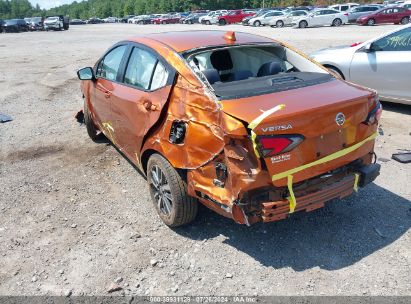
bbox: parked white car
[268,10,308,27]
[199,10,228,24]
[103,17,118,23]
[329,3,359,11]
[44,16,63,30]
[295,8,348,28]
[249,10,283,26]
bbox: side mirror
[362,43,374,53]
[77,67,95,80]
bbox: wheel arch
[322,64,346,79]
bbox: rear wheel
[206,20,211,25]
[332,18,342,26]
[367,18,375,26]
[219,19,227,26]
[299,20,308,28]
[161,21,166,24]
[253,20,261,27]
[147,154,198,227]
[276,20,284,28]
[400,17,409,25]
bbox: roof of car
[128,30,275,53]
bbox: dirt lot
[0,23,410,296]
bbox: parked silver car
[346,5,383,23]
[311,24,411,105]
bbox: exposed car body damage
[78,31,381,226]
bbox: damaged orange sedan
[77,30,382,227]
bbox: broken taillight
[257,135,304,157]
[364,99,382,125]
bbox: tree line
[1,0,375,20]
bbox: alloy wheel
[150,165,173,216]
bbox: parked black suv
[3,19,29,33]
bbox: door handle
[104,90,112,98]
[143,100,159,111]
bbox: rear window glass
[124,47,157,90]
[185,44,332,100]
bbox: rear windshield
[6,19,18,25]
[185,44,332,100]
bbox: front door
[92,44,128,137]
[350,26,411,101]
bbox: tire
[326,66,344,79]
[276,20,284,28]
[367,18,375,26]
[299,20,308,28]
[332,18,342,27]
[253,20,261,27]
[161,21,166,24]
[206,20,211,25]
[219,19,226,26]
[84,99,100,142]
[147,154,198,227]
[138,21,143,25]
[400,17,409,25]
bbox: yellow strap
[248,104,286,130]
[353,173,360,192]
[287,175,297,213]
[250,130,260,158]
[272,132,378,181]
[248,104,286,158]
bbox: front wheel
[84,100,101,142]
[206,20,211,25]
[147,154,198,227]
[299,20,308,28]
[400,17,409,25]
[332,18,342,26]
[253,20,261,27]
[367,18,375,26]
[276,20,284,28]
[219,19,226,26]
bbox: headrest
[257,61,283,77]
[210,49,233,71]
[202,69,221,85]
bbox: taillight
[364,98,382,125]
[344,13,349,16]
[257,135,304,157]
[350,42,363,47]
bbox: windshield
[185,44,331,99]
[46,17,59,21]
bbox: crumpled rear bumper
[261,175,356,222]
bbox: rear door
[350,26,411,100]
[109,43,176,161]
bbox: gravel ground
[0,23,410,297]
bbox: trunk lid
[220,79,376,186]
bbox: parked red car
[357,7,411,25]
[152,14,181,24]
[218,10,256,25]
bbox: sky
[29,0,81,9]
